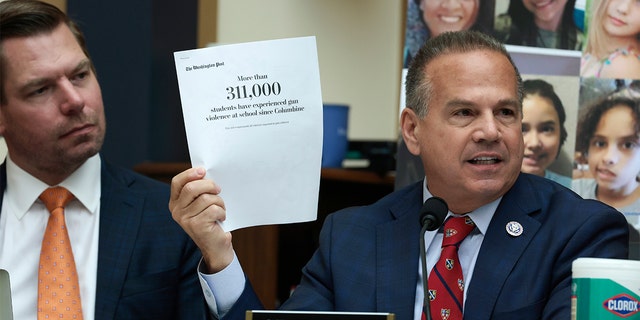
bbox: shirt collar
[422,177,500,236]
[6,154,101,220]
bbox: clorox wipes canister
[572,257,640,319]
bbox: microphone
[420,197,448,231]
[419,197,448,320]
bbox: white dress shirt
[415,179,498,319]
[0,154,101,320]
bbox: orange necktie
[38,187,83,320]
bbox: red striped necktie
[426,216,475,320]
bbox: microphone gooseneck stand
[419,197,449,320]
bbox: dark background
[67,0,197,169]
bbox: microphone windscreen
[420,197,448,231]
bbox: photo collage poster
[397,0,640,259]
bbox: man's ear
[400,108,421,156]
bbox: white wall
[216,0,404,141]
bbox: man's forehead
[3,23,82,58]
[3,25,86,82]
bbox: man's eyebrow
[20,77,49,95]
[497,98,520,108]
[19,59,92,93]
[72,59,93,73]
[444,98,520,109]
[444,99,475,108]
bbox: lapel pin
[506,221,523,237]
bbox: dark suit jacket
[0,159,208,319]
[225,173,629,320]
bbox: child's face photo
[522,94,563,176]
[588,105,640,191]
[522,0,568,25]
[420,0,479,37]
[603,0,640,38]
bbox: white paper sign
[174,36,322,231]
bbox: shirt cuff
[198,252,246,317]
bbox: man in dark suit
[0,1,207,319]
[169,31,629,319]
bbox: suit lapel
[464,175,542,319]
[0,160,147,319]
[376,183,422,320]
[94,161,145,320]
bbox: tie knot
[442,216,475,247]
[39,187,75,213]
